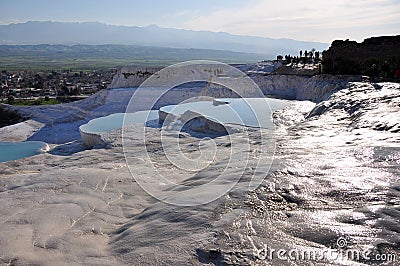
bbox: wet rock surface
[205,82,400,265]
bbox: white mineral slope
[0,135,151,265]
[235,61,283,74]
[202,74,362,102]
[0,120,44,142]
[0,82,399,265]
[109,66,162,89]
[308,82,400,135]
[109,63,282,89]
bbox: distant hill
[0,44,268,70]
[0,21,329,59]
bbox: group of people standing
[366,61,400,83]
[278,49,321,65]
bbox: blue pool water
[79,110,159,134]
[160,98,290,128]
[80,98,290,136]
[0,141,48,162]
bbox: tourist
[381,61,390,78]
[368,64,379,83]
[315,51,320,60]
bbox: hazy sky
[1,0,399,43]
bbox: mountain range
[0,21,329,58]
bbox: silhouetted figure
[315,51,320,60]
[285,55,289,63]
[304,50,308,59]
[381,61,390,78]
[299,50,303,58]
[367,64,378,83]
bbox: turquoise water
[80,98,289,135]
[160,98,290,128]
[0,141,48,162]
[80,110,159,134]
